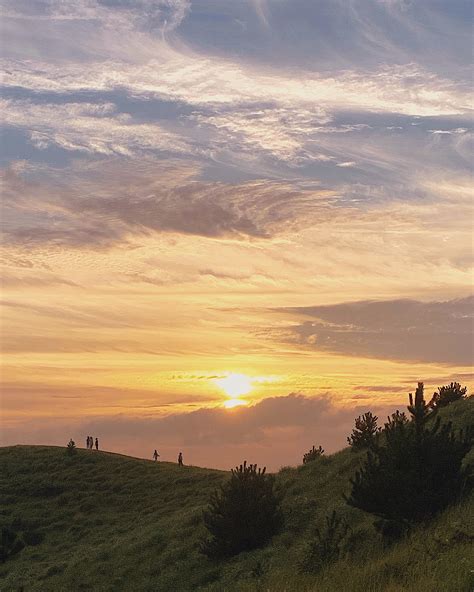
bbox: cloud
[1,0,472,183]
[3,57,469,119]
[251,0,271,29]
[0,272,78,288]
[1,159,337,246]
[2,0,471,184]
[0,381,210,411]
[1,99,190,157]
[1,0,191,32]
[0,393,400,470]
[282,296,474,365]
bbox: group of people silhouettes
[82,438,184,463]
[86,436,99,450]
[152,450,184,466]
[80,438,183,463]
[69,438,186,463]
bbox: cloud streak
[1,159,338,246]
[282,296,474,365]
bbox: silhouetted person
[178,452,183,466]
[89,436,93,449]
[86,436,90,449]
[95,437,99,451]
[153,450,160,462]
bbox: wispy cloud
[1,0,191,32]
[1,99,190,157]
[3,58,469,119]
[1,159,338,246]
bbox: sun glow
[213,373,254,409]
[223,398,248,409]
[214,373,253,397]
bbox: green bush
[347,384,473,529]
[201,461,283,558]
[300,511,350,573]
[66,439,77,456]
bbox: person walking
[178,452,183,466]
[95,437,99,451]
[153,450,160,462]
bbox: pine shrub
[300,511,350,573]
[66,439,77,456]
[303,445,324,464]
[432,382,467,409]
[386,410,409,428]
[347,384,472,528]
[347,412,381,451]
[201,461,283,558]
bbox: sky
[1,0,473,470]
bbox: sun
[213,373,253,409]
[214,373,253,397]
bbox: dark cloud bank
[282,296,474,365]
[2,394,400,471]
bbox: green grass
[1,399,473,592]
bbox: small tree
[432,382,467,409]
[66,439,77,456]
[201,461,283,558]
[347,412,380,451]
[387,410,409,428]
[303,445,324,464]
[407,382,436,434]
[347,385,472,530]
[300,511,350,573]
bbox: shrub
[303,445,324,464]
[347,412,381,450]
[347,384,472,529]
[300,511,350,573]
[66,439,77,456]
[201,461,283,558]
[407,382,436,431]
[432,382,467,409]
[386,410,409,428]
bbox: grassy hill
[1,399,473,592]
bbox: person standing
[153,450,160,462]
[95,437,99,451]
[89,436,93,449]
[178,452,183,466]
[86,436,90,449]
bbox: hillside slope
[1,399,473,592]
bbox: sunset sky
[1,0,473,470]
